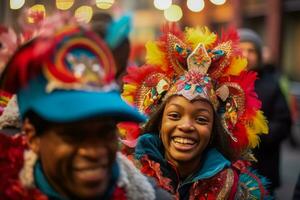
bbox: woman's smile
[171,136,198,151]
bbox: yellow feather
[122,95,134,104]
[122,84,137,104]
[185,27,217,49]
[145,41,168,70]
[246,110,269,148]
[123,84,137,93]
[226,57,248,76]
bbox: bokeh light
[187,0,205,12]
[10,0,25,10]
[210,0,226,5]
[28,4,46,23]
[74,6,93,23]
[153,0,172,10]
[96,0,115,9]
[164,4,182,22]
[56,0,74,10]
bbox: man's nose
[78,140,108,161]
[242,50,249,58]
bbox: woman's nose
[178,118,195,132]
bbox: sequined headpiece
[122,24,268,153]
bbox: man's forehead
[239,41,256,50]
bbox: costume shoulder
[0,133,47,199]
[232,160,272,200]
[0,95,21,131]
[117,152,173,200]
[189,167,236,200]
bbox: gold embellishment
[167,34,189,75]
[217,168,235,200]
[224,82,246,116]
[209,41,232,78]
[187,43,211,73]
[136,73,171,112]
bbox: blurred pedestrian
[238,28,292,195]
[293,173,300,200]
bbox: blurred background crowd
[0,0,299,199]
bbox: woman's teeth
[173,137,196,145]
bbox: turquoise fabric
[135,133,231,186]
[34,160,120,200]
[105,14,132,49]
[18,75,146,123]
[34,161,67,200]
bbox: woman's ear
[22,118,40,153]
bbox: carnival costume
[0,13,172,200]
[122,24,271,199]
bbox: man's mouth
[73,166,108,183]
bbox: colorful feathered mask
[122,24,268,154]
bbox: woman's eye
[167,112,180,120]
[195,116,208,124]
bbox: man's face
[239,41,259,70]
[29,118,118,199]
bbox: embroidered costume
[122,24,271,199]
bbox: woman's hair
[142,96,238,161]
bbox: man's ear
[22,118,40,153]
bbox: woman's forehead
[166,95,212,108]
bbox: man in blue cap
[0,16,171,200]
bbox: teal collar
[34,160,120,200]
[34,161,67,200]
[187,147,230,181]
[135,133,231,183]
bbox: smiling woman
[122,24,272,200]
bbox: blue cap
[2,25,146,123]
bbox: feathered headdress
[122,24,268,155]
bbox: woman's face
[160,96,214,166]
[27,118,118,199]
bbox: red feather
[123,65,169,85]
[159,22,184,43]
[218,26,239,45]
[217,26,242,56]
[0,38,53,94]
[0,25,8,34]
[230,123,249,152]
[219,71,261,117]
